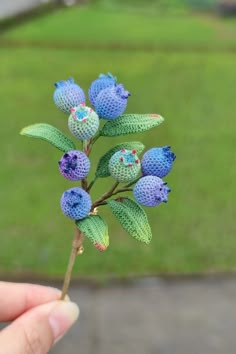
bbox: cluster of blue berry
[53,73,175,220]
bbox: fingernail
[49,301,79,342]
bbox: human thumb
[0,300,79,354]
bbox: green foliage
[100,114,164,137]
[95,141,145,178]
[0,6,236,276]
[3,7,228,49]
[107,198,152,244]
[20,123,76,152]
[76,215,109,251]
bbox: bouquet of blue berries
[21,73,176,299]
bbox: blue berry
[68,104,99,140]
[95,84,130,120]
[53,78,85,114]
[60,187,92,220]
[88,73,117,107]
[109,149,140,183]
[58,150,90,181]
[141,146,176,178]
[133,176,171,207]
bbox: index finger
[0,282,61,322]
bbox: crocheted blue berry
[141,146,176,178]
[109,148,141,183]
[95,84,130,120]
[60,187,92,220]
[68,104,99,140]
[133,176,171,207]
[53,78,85,114]
[88,72,117,107]
[58,150,90,181]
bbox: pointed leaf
[20,123,76,152]
[107,198,152,244]
[100,114,164,137]
[76,215,109,251]
[96,141,145,178]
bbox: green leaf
[76,215,109,251]
[107,198,152,244]
[96,141,145,178]
[20,123,76,152]
[100,114,164,137]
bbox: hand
[0,282,79,354]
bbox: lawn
[2,5,236,49]
[0,6,235,279]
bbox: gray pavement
[50,276,236,354]
[0,0,44,19]
[1,276,236,354]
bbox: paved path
[0,0,42,19]
[50,276,236,354]
[1,276,236,353]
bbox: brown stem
[81,179,88,190]
[92,181,119,210]
[87,133,101,156]
[60,228,84,300]
[87,176,97,192]
[111,187,133,196]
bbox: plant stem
[60,228,84,300]
[111,187,133,196]
[81,179,88,190]
[87,132,101,156]
[92,181,119,210]
[87,176,98,192]
[81,140,89,190]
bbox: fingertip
[49,301,79,341]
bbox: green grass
[0,44,235,278]
[2,6,236,49]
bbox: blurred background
[0,0,235,279]
[0,0,236,353]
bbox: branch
[60,228,84,300]
[92,181,119,209]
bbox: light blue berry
[141,146,176,178]
[60,187,92,220]
[133,176,171,207]
[95,84,130,120]
[53,78,85,114]
[88,73,117,107]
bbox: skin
[0,282,79,354]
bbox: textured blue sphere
[95,84,130,120]
[58,150,90,181]
[141,146,176,178]
[133,176,171,207]
[88,73,117,107]
[60,187,92,220]
[53,78,86,114]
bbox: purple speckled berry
[141,146,176,178]
[53,78,85,114]
[95,84,130,120]
[60,187,92,220]
[58,150,90,181]
[109,149,141,183]
[88,72,117,107]
[133,176,171,207]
